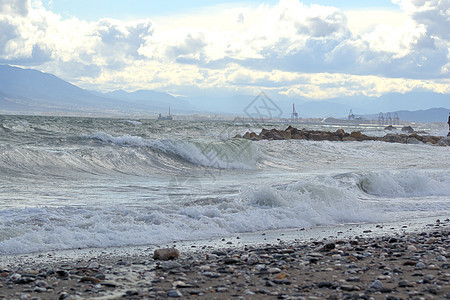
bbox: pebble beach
[1,219,449,300]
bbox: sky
[0,0,449,100]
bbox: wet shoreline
[1,217,449,299]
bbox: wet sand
[1,217,449,299]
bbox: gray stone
[153,248,180,261]
[167,289,183,298]
[268,267,281,274]
[247,254,259,265]
[415,262,426,269]
[33,287,47,293]
[370,280,383,290]
[318,281,332,288]
[202,271,220,278]
[437,137,450,146]
[407,137,421,144]
[159,261,182,270]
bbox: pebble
[247,254,259,265]
[153,248,180,261]
[0,227,448,300]
[370,280,383,290]
[167,289,183,297]
[415,262,426,269]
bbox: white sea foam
[1,169,449,255]
[2,116,450,255]
[124,120,142,125]
[87,132,257,169]
[358,170,450,197]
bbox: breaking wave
[0,132,258,177]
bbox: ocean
[0,114,449,255]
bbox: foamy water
[0,115,449,254]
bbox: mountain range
[0,65,448,122]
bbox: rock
[319,243,336,252]
[273,272,287,280]
[33,286,47,293]
[425,136,441,144]
[280,130,291,140]
[407,137,421,144]
[10,273,21,282]
[238,126,443,146]
[35,280,48,288]
[383,134,407,143]
[125,290,140,296]
[384,125,396,130]
[248,132,260,140]
[335,129,346,138]
[80,276,101,284]
[318,281,333,288]
[401,126,414,133]
[398,280,412,288]
[159,261,182,270]
[247,254,259,265]
[266,280,276,287]
[259,129,285,140]
[223,257,239,264]
[370,280,383,290]
[340,284,355,291]
[310,132,330,141]
[291,133,305,139]
[173,281,197,288]
[153,248,180,261]
[268,267,281,274]
[415,262,426,269]
[407,245,417,251]
[216,286,228,292]
[101,281,118,288]
[87,262,100,269]
[202,271,221,278]
[167,289,183,298]
[346,277,361,282]
[350,131,362,139]
[212,250,227,256]
[437,137,450,146]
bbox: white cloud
[0,0,448,100]
[0,0,29,17]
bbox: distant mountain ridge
[0,65,192,115]
[0,64,448,122]
[364,108,450,123]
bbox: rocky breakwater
[236,126,450,145]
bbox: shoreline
[1,216,449,299]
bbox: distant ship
[157,106,173,120]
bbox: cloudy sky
[0,0,449,100]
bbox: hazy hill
[364,108,449,123]
[0,65,124,110]
[0,65,191,115]
[0,64,448,122]
[100,89,196,113]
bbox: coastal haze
[0,65,449,121]
[0,1,450,299]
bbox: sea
[0,114,449,255]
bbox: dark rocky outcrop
[384,125,396,131]
[236,126,447,145]
[401,126,415,133]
